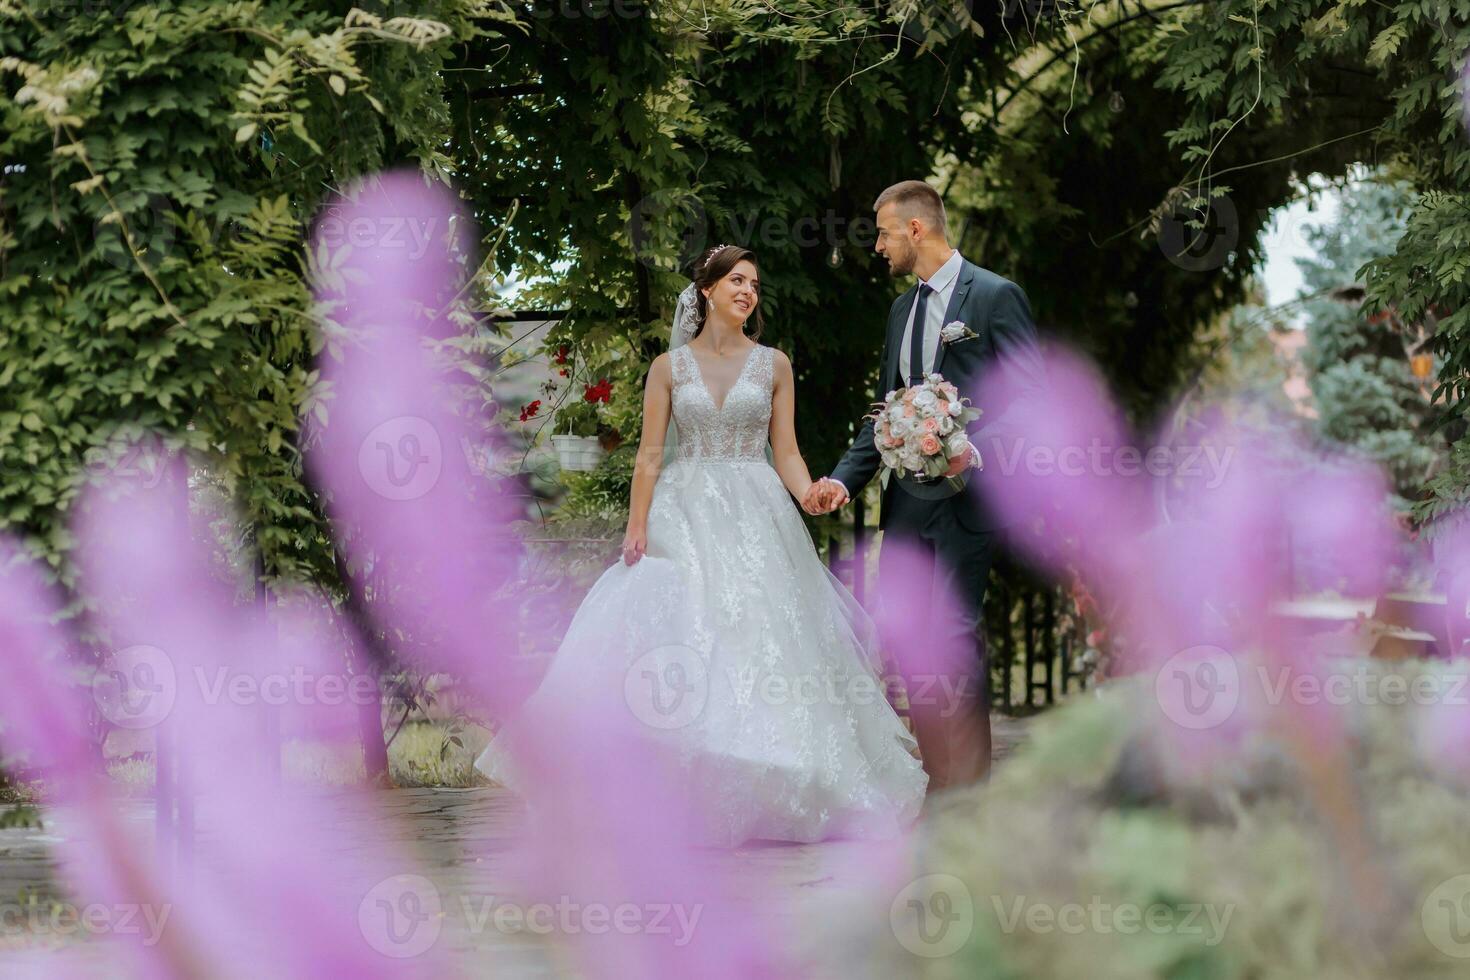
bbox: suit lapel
[932,260,975,378]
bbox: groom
[805,180,1045,790]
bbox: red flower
[554,345,570,365]
[518,400,541,422]
[558,368,569,377]
[584,379,612,404]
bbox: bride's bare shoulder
[768,345,792,373]
[647,351,674,384]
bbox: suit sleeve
[970,281,1046,452]
[829,304,900,494]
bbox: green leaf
[1367,23,1408,66]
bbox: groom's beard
[885,245,916,277]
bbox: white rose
[912,389,937,412]
[945,433,969,456]
[947,400,963,417]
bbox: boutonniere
[940,321,978,344]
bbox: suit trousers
[879,489,1000,789]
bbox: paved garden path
[0,717,1033,975]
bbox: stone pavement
[0,717,1032,976]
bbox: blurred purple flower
[307,170,526,717]
[871,536,981,782]
[304,170,781,978]
[1416,511,1470,781]
[974,344,1148,578]
[71,458,452,977]
[0,542,193,975]
[977,344,1406,801]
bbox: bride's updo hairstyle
[691,244,764,342]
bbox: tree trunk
[333,550,392,785]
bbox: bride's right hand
[621,525,647,565]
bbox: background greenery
[4,0,1469,776]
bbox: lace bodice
[669,343,774,461]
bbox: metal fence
[824,507,1090,714]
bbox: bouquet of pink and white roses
[868,373,982,482]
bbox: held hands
[801,478,849,516]
[798,443,976,516]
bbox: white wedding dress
[475,343,926,846]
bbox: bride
[475,244,926,846]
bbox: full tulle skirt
[475,457,927,846]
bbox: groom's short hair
[873,180,947,238]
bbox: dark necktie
[908,283,934,386]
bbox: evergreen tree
[1296,181,1444,511]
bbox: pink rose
[887,436,904,448]
[936,399,949,415]
[922,418,940,433]
[904,405,916,417]
[919,434,941,455]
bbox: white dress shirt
[898,248,964,383]
[824,249,975,500]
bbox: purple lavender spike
[73,458,456,977]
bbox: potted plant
[550,399,605,471]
